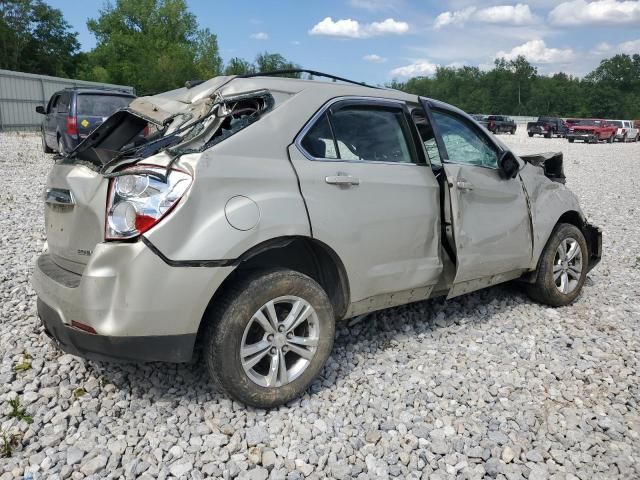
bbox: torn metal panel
[520,151,566,184]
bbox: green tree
[223,57,255,75]
[254,52,301,77]
[85,0,222,94]
[0,0,80,76]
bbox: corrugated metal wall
[0,69,134,131]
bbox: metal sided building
[0,69,134,131]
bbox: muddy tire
[527,223,588,307]
[203,269,335,408]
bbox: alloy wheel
[240,296,319,388]
[553,238,583,294]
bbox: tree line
[390,54,640,119]
[1,0,638,118]
[1,0,299,95]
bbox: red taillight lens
[66,116,77,136]
[105,166,192,240]
[544,125,550,130]
[621,128,626,134]
[488,121,495,129]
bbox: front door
[288,98,443,313]
[422,101,532,297]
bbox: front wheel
[527,223,588,307]
[528,132,534,138]
[203,269,335,408]
[607,134,614,143]
[568,138,574,143]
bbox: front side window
[57,93,69,113]
[433,110,499,169]
[300,103,416,164]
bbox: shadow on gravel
[72,282,530,409]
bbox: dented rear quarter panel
[519,162,584,269]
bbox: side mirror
[35,106,46,114]
[499,151,519,179]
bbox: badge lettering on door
[77,249,92,256]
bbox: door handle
[325,175,360,186]
[456,180,474,191]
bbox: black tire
[528,132,534,138]
[42,131,53,153]
[526,223,588,307]
[203,269,335,408]
[568,138,574,143]
[607,134,614,143]
[544,131,551,138]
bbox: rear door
[44,93,60,145]
[288,97,443,311]
[75,93,134,139]
[421,100,532,297]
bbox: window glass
[49,95,59,113]
[76,94,133,117]
[301,113,338,159]
[412,109,442,166]
[330,106,414,163]
[57,93,69,113]
[433,110,499,168]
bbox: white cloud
[291,40,301,46]
[496,39,575,63]
[619,38,640,53]
[309,17,409,38]
[590,42,612,55]
[390,60,438,77]
[250,32,269,40]
[363,54,387,63]
[368,18,410,35]
[435,4,537,29]
[549,0,640,26]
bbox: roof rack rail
[62,85,133,93]
[238,69,381,89]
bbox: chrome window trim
[294,96,424,167]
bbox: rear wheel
[528,132,534,138]
[203,269,335,408]
[544,131,551,138]
[527,223,588,307]
[41,131,53,153]
[568,138,574,143]
[607,134,614,143]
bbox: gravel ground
[1,129,639,480]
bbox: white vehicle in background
[610,120,639,142]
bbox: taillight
[105,166,192,240]
[621,128,626,134]
[488,121,495,129]
[543,124,550,130]
[66,116,77,136]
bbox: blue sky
[49,0,640,84]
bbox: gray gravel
[1,130,639,479]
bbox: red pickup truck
[566,119,617,143]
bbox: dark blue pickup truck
[36,87,135,155]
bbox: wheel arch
[197,235,351,339]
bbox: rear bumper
[38,299,195,362]
[33,240,234,363]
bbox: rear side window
[57,93,70,113]
[76,94,133,117]
[301,103,416,164]
[300,114,338,159]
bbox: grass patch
[73,387,86,398]
[0,429,20,458]
[7,398,33,424]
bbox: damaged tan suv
[33,71,601,407]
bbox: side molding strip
[141,237,237,268]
